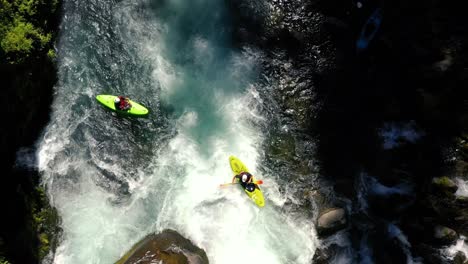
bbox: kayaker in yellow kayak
[232,172,255,192]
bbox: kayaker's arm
[232,175,237,183]
[247,176,253,184]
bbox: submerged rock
[116,229,209,264]
[316,207,347,237]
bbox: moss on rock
[268,132,296,160]
[31,187,61,261]
[432,176,458,195]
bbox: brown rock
[316,207,347,237]
[454,251,467,264]
[116,229,209,264]
[433,225,458,245]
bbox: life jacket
[119,100,126,108]
[119,97,129,109]
[238,172,256,192]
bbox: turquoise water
[38,0,317,263]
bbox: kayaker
[232,172,255,192]
[114,96,132,111]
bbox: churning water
[38,0,317,263]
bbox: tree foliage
[0,0,59,63]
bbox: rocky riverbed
[229,0,468,262]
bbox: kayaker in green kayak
[96,95,149,117]
[232,172,255,192]
[114,96,132,111]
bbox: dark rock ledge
[0,1,63,263]
[115,229,209,264]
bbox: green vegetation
[432,176,458,198]
[433,176,454,187]
[0,0,59,63]
[0,238,11,264]
[31,186,61,260]
[0,2,61,261]
[0,257,11,264]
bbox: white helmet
[242,174,248,182]
[114,97,120,103]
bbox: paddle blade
[219,182,236,188]
[254,180,263,185]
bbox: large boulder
[454,251,468,264]
[432,177,458,195]
[316,207,347,237]
[433,225,458,245]
[116,229,209,264]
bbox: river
[37,0,318,263]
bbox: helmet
[114,97,120,103]
[241,174,248,182]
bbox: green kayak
[96,95,149,117]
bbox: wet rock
[116,229,209,264]
[433,225,458,245]
[454,251,467,264]
[414,243,451,264]
[312,247,330,264]
[316,207,347,237]
[432,177,458,195]
[455,160,468,179]
[312,243,343,264]
[303,188,337,220]
[268,132,296,161]
[454,135,468,178]
[425,195,468,236]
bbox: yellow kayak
[229,156,265,207]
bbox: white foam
[358,173,412,198]
[145,94,317,264]
[444,236,468,260]
[455,178,468,197]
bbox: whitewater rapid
[38,0,317,263]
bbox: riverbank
[229,0,468,262]
[0,1,62,263]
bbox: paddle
[219,180,263,188]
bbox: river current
[37,0,318,263]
